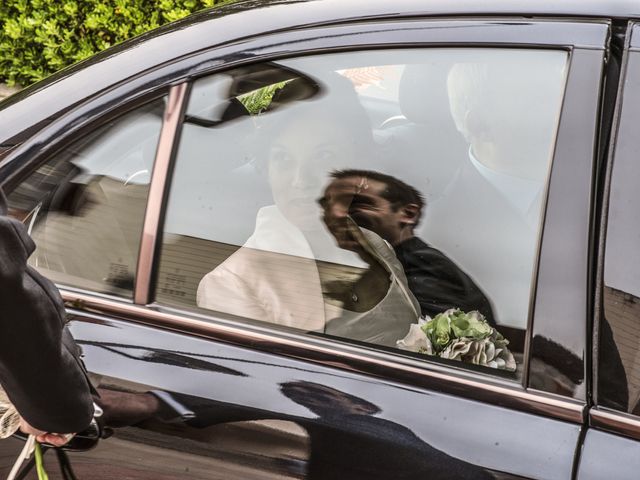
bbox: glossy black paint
[589,14,640,439]
[1,1,640,479]
[61,314,576,479]
[577,428,640,479]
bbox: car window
[6,99,166,298]
[155,49,568,377]
[600,50,640,413]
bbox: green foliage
[0,0,230,86]
[238,81,287,115]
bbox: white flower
[397,319,433,355]
[395,312,516,372]
[441,338,475,361]
[440,335,516,371]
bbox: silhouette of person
[280,381,495,480]
[96,381,495,479]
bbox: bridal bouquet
[397,309,516,371]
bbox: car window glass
[156,49,568,378]
[601,50,640,413]
[7,99,165,298]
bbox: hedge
[0,0,231,87]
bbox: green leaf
[421,313,452,353]
[63,2,78,17]
[449,310,492,339]
[0,0,237,85]
[4,19,23,40]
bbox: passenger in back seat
[321,169,496,325]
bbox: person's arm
[0,189,93,433]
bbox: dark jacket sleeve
[0,189,93,432]
[395,238,496,325]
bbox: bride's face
[267,114,356,231]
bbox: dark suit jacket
[394,237,496,325]
[0,189,93,432]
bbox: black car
[1,0,640,478]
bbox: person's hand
[19,418,74,447]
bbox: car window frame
[0,89,171,304]
[143,18,605,412]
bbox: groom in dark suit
[322,169,496,325]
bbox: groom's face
[320,176,403,248]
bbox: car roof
[1,0,637,147]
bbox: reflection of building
[604,286,640,410]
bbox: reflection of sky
[162,118,263,245]
[70,319,577,477]
[71,113,161,186]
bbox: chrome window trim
[590,408,640,441]
[62,289,585,424]
[134,83,189,305]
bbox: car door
[578,20,640,480]
[0,15,608,480]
